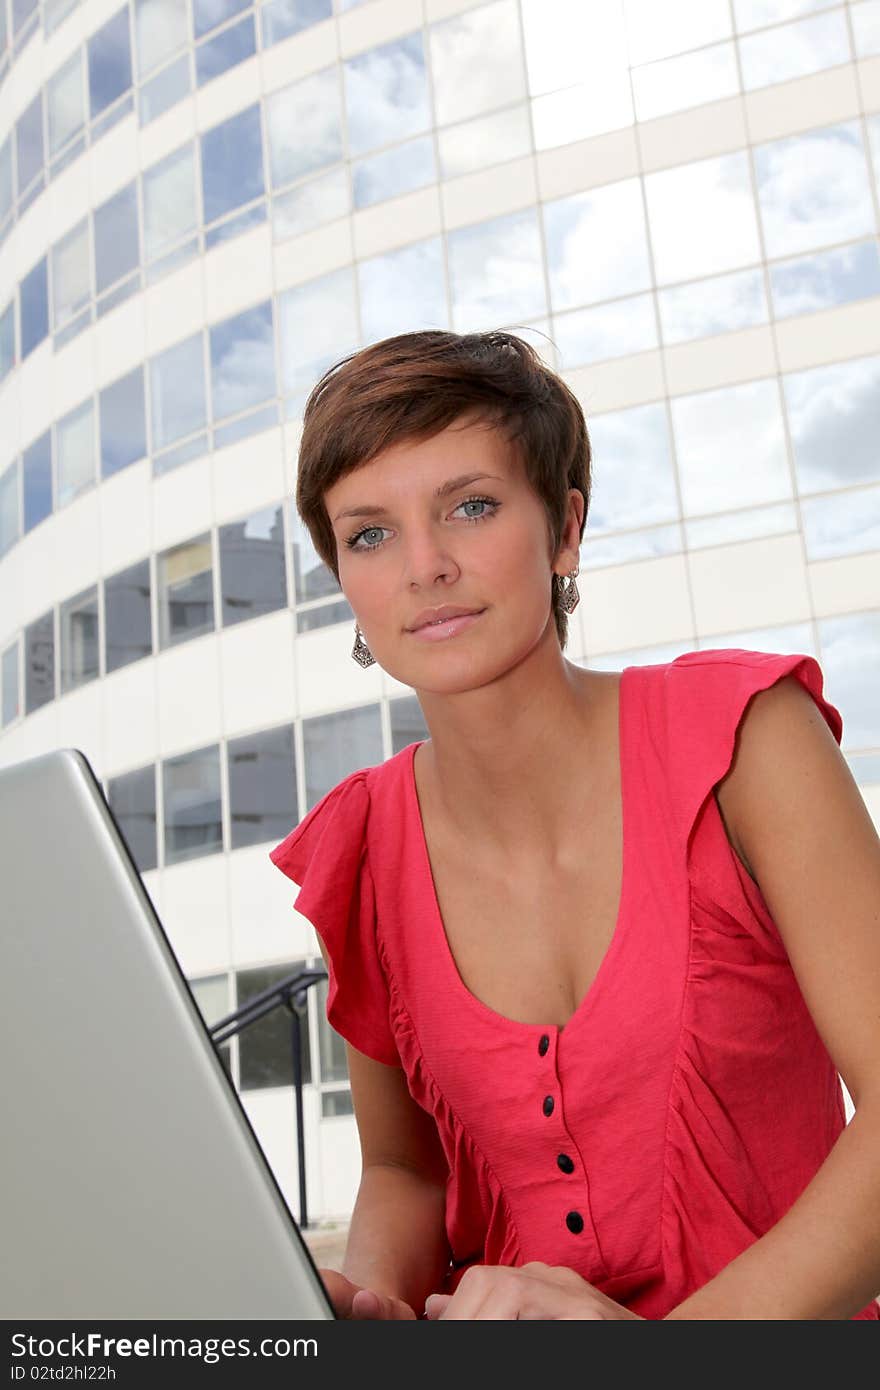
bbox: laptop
[0,747,335,1320]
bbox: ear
[553,489,585,574]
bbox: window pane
[195,13,255,87]
[755,122,876,261]
[288,496,340,602]
[51,218,90,331]
[321,1089,353,1117]
[430,0,525,127]
[134,0,188,78]
[236,960,312,1090]
[60,585,99,694]
[658,268,768,344]
[734,0,837,31]
[271,166,349,241]
[302,704,383,810]
[56,399,95,508]
[139,52,191,124]
[0,138,12,223]
[801,484,880,562]
[437,104,531,181]
[163,744,222,864]
[671,379,791,516]
[189,973,233,1078]
[769,242,880,320]
[209,301,276,422]
[193,0,248,38]
[523,0,632,147]
[389,694,428,758]
[554,293,657,369]
[0,301,13,383]
[0,462,18,557]
[818,609,880,750]
[645,152,761,284]
[105,559,152,672]
[20,258,48,358]
[278,266,358,415]
[358,236,447,343]
[227,724,297,850]
[157,533,214,648]
[587,402,679,533]
[266,67,343,191]
[344,31,430,158]
[739,9,849,90]
[94,182,139,295]
[107,764,157,873]
[853,0,880,58]
[150,333,207,450]
[88,8,133,119]
[261,0,331,48]
[100,367,147,478]
[2,642,19,726]
[296,596,352,631]
[219,503,286,627]
[47,51,84,157]
[25,610,55,713]
[783,355,880,493]
[352,134,435,209]
[632,42,739,122]
[16,94,43,194]
[623,0,733,65]
[23,430,52,533]
[544,179,651,312]
[200,104,264,224]
[449,207,545,333]
[143,143,197,262]
[315,977,347,1083]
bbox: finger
[424,1294,451,1320]
[350,1287,416,1321]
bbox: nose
[402,523,461,590]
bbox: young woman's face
[324,414,582,694]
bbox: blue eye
[343,495,500,553]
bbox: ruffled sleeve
[662,646,844,953]
[268,771,399,1066]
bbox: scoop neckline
[405,664,634,1038]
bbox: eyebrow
[332,473,505,523]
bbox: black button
[542,1095,554,1117]
[557,1153,575,1174]
[565,1211,584,1234]
[538,1034,550,1056]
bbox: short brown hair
[295,329,591,649]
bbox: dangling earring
[351,623,375,667]
[556,567,580,615]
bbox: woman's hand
[319,1268,418,1320]
[423,1262,644,1320]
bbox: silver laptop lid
[0,748,334,1320]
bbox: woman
[270,330,880,1320]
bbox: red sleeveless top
[270,648,879,1320]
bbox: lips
[408,606,485,632]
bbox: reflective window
[580,522,682,570]
[158,534,214,649]
[60,585,99,694]
[671,379,791,516]
[352,134,435,209]
[261,0,331,47]
[315,976,348,1084]
[587,403,679,534]
[437,104,531,181]
[266,66,342,190]
[523,0,631,146]
[193,0,249,38]
[623,0,732,65]
[658,267,768,344]
[733,0,837,32]
[685,500,798,550]
[201,104,264,224]
[15,94,43,195]
[47,51,84,158]
[278,266,358,416]
[870,114,880,189]
[645,152,761,284]
[0,138,12,223]
[544,180,651,313]
[12,0,38,38]
[739,8,849,89]
[51,218,91,332]
[302,704,383,810]
[56,400,95,508]
[770,242,880,319]
[344,31,430,158]
[23,430,52,533]
[20,258,48,358]
[134,0,188,78]
[802,485,880,562]
[296,596,352,631]
[389,694,428,758]
[236,960,311,1089]
[195,13,255,87]
[554,293,657,369]
[530,75,632,152]
[449,206,545,333]
[2,642,19,727]
[107,764,157,874]
[430,0,525,127]
[44,0,79,34]
[100,367,147,478]
[94,182,139,296]
[632,42,739,122]
[25,610,55,713]
[150,333,207,452]
[105,559,152,672]
[0,301,12,382]
[272,166,349,242]
[358,236,447,343]
[818,609,880,751]
[288,497,340,603]
[139,52,190,124]
[143,144,197,264]
[218,503,286,627]
[227,724,297,850]
[0,461,19,557]
[754,122,876,261]
[162,744,222,864]
[88,8,133,119]
[189,974,233,1077]
[852,0,880,58]
[209,301,275,422]
[783,355,880,493]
